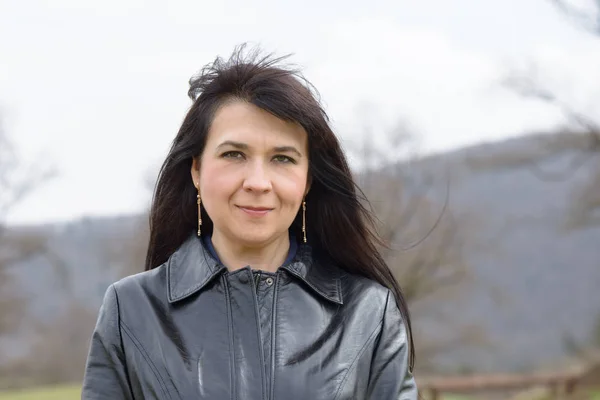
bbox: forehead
[206,101,308,149]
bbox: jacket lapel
[166,233,343,305]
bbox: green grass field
[0,384,80,400]
[0,384,597,399]
[0,384,474,400]
[0,388,471,400]
[0,386,468,400]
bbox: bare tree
[0,117,33,336]
[97,213,150,279]
[0,117,56,229]
[550,0,600,35]
[94,163,158,279]
[0,301,98,388]
[0,113,109,389]
[0,114,57,337]
[549,0,600,228]
[562,310,600,367]
[352,124,492,372]
[498,0,600,229]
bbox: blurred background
[1,0,600,399]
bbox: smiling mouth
[236,206,274,216]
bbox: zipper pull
[254,270,261,290]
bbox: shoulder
[91,264,169,335]
[108,262,169,306]
[310,248,392,312]
[335,266,393,318]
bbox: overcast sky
[2,0,600,226]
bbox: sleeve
[81,284,134,400]
[366,290,418,400]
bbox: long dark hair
[145,44,415,370]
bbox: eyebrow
[216,140,303,157]
[216,140,248,151]
[273,146,303,157]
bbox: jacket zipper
[250,269,268,399]
[268,273,279,400]
[254,270,262,293]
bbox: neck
[210,231,290,273]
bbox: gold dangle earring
[302,200,307,243]
[196,184,202,237]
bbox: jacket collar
[280,245,343,305]
[167,233,343,305]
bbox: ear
[304,174,312,198]
[190,157,201,188]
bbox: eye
[221,151,244,159]
[273,155,296,164]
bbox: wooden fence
[417,356,600,399]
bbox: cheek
[278,171,308,206]
[199,164,238,202]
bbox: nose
[242,161,272,193]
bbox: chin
[232,229,282,246]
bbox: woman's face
[191,100,310,247]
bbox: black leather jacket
[82,233,417,399]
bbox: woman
[82,46,417,399]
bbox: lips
[238,206,273,211]
[236,205,274,216]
